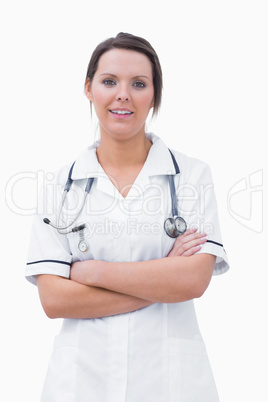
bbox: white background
[1,0,267,400]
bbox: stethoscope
[43,161,93,252]
[43,150,187,251]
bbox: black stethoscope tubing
[43,161,94,233]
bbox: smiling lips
[109,109,133,119]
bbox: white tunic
[26,133,229,402]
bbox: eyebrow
[99,73,151,81]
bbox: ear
[85,78,93,101]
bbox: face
[85,49,155,142]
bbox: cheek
[91,90,112,117]
[139,92,154,111]
[91,83,114,104]
[92,88,106,105]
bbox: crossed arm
[37,229,215,319]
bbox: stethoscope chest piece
[164,168,187,239]
[164,216,187,238]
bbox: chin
[100,126,145,142]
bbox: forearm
[73,254,216,303]
[37,274,153,319]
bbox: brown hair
[85,32,163,115]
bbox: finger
[181,245,202,257]
[173,228,205,246]
[178,237,207,256]
[171,232,207,255]
[178,227,198,240]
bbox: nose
[117,95,129,101]
[116,84,130,102]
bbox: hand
[168,228,207,257]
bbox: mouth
[109,109,133,117]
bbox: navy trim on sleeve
[206,240,224,247]
[27,260,71,266]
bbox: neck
[96,133,152,169]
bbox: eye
[103,79,116,86]
[133,81,146,88]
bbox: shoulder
[48,141,99,186]
[49,163,73,188]
[169,148,213,183]
[147,133,213,183]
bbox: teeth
[111,110,132,115]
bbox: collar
[71,133,180,181]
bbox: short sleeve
[25,168,73,285]
[177,158,229,276]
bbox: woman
[26,32,229,402]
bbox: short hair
[85,32,163,115]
